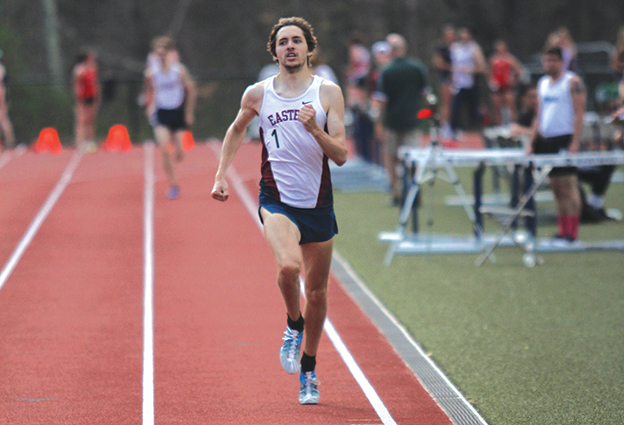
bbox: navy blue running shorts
[258,192,338,245]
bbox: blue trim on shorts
[258,192,338,245]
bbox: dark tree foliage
[0,0,623,140]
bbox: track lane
[0,151,75,265]
[152,143,383,424]
[0,148,145,424]
[0,143,455,424]
[226,141,453,425]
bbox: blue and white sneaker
[299,371,320,405]
[166,185,180,200]
[279,326,302,374]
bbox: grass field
[332,167,624,425]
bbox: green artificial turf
[332,168,624,425]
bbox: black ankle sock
[287,313,304,332]
[300,352,316,373]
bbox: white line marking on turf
[142,143,155,425]
[208,142,397,425]
[0,151,82,292]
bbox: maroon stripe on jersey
[259,127,280,200]
[315,154,333,208]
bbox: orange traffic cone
[35,128,62,154]
[104,125,132,152]
[181,130,195,151]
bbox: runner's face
[155,44,167,60]
[275,25,310,73]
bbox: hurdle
[379,146,624,266]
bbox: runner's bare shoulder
[241,80,266,113]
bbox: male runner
[144,36,196,199]
[211,17,347,405]
[531,46,586,241]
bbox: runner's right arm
[211,82,263,202]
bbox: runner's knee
[305,285,327,306]
[277,259,301,285]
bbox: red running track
[0,143,452,425]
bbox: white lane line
[0,151,83,292]
[208,142,397,425]
[0,151,12,170]
[0,145,27,171]
[322,319,397,424]
[142,143,155,425]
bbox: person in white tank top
[211,17,347,405]
[449,28,486,135]
[144,36,196,199]
[531,46,586,241]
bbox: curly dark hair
[267,17,317,58]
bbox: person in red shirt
[489,40,524,125]
[0,54,15,150]
[73,49,100,152]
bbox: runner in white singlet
[258,74,331,209]
[211,17,347,405]
[144,36,196,199]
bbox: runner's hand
[298,104,319,134]
[186,112,194,127]
[211,179,229,202]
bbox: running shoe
[299,371,320,405]
[553,233,575,243]
[279,326,302,374]
[167,185,180,200]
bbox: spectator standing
[368,40,392,165]
[345,32,371,163]
[432,25,455,138]
[346,32,371,87]
[73,48,100,152]
[310,49,338,84]
[510,84,538,143]
[531,46,586,241]
[546,28,577,71]
[488,40,524,125]
[378,33,428,205]
[0,51,15,150]
[557,27,577,71]
[612,27,624,104]
[369,41,392,92]
[449,28,487,138]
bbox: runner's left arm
[180,65,197,127]
[298,81,348,166]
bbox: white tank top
[258,75,332,209]
[538,71,575,137]
[451,42,478,89]
[152,61,185,110]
